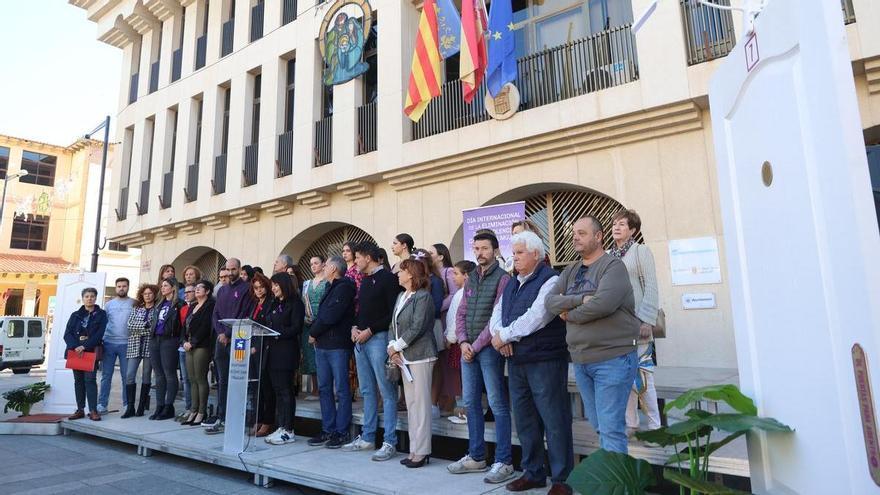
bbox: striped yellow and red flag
[404,0,442,122]
[459,0,488,103]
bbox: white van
[0,317,46,374]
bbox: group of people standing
[62,209,662,495]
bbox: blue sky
[0,1,122,146]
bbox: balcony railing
[128,73,138,104]
[282,0,297,25]
[184,163,199,202]
[159,171,173,208]
[149,61,160,93]
[136,179,150,215]
[212,154,227,194]
[243,143,258,186]
[195,34,207,69]
[413,25,639,140]
[357,101,377,155]
[277,130,294,177]
[314,116,332,166]
[115,186,128,220]
[680,0,736,65]
[842,0,856,24]
[171,48,182,81]
[221,19,235,57]
[250,2,264,42]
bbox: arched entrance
[172,246,227,283]
[285,224,375,283]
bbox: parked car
[0,317,46,374]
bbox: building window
[362,21,377,104]
[20,151,56,187]
[0,146,8,179]
[284,59,295,132]
[221,87,231,153]
[3,293,23,316]
[10,214,49,251]
[251,73,261,144]
[108,241,129,252]
[509,0,632,58]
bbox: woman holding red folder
[64,287,108,421]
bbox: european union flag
[486,0,516,98]
[436,0,461,60]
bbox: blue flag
[436,0,461,60]
[486,0,516,97]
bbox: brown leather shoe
[88,411,101,421]
[505,476,547,492]
[547,482,573,495]
[68,410,85,420]
[255,424,274,437]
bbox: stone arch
[449,183,639,266]
[171,246,227,283]
[280,223,376,284]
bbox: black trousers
[269,368,297,431]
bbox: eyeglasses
[185,290,195,294]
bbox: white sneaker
[341,434,373,452]
[484,462,515,484]
[266,428,296,445]
[448,413,467,425]
[447,454,488,474]
[371,442,396,461]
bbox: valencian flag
[436,0,461,59]
[233,338,247,362]
[486,0,516,97]
[404,0,443,122]
[459,0,488,103]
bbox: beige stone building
[71,0,880,370]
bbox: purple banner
[462,201,526,262]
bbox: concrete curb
[0,421,62,435]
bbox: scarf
[609,238,636,259]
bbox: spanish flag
[404,0,442,122]
[459,0,488,103]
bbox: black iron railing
[842,0,856,24]
[412,80,489,140]
[221,19,235,57]
[680,0,736,65]
[128,73,138,104]
[136,179,150,215]
[282,0,297,24]
[172,48,182,81]
[115,186,128,220]
[277,130,294,177]
[184,163,199,202]
[357,101,377,155]
[250,2,264,41]
[159,171,173,208]
[149,61,160,93]
[195,34,207,69]
[243,143,258,186]
[212,154,227,194]
[314,116,332,166]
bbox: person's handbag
[635,243,667,339]
[385,360,401,384]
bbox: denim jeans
[125,355,152,385]
[509,359,574,483]
[178,349,192,410]
[461,346,512,464]
[315,347,352,435]
[354,331,398,446]
[573,350,638,454]
[98,342,128,409]
[150,336,179,407]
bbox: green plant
[567,448,656,495]
[635,384,793,494]
[2,381,51,416]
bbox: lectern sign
[852,344,880,486]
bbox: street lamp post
[85,115,111,273]
[0,170,30,231]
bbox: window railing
[184,162,199,202]
[357,101,377,155]
[221,19,235,57]
[195,34,207,69]
[172,48,182,81]
[314,116,332,166]
[115,186,128,220]
[212,154,227,194]
[136,179,150,215]
[842,0,856,24]
[149,61,160,93]
[282,0,297,25]
[243,143,258,186]
[277,130,294,177]
[128,73,138,104]
[413,25,639,140]
[680,0,736,65]
[159,171,173,208]
[250,2,264,42]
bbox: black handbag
[385,360,401,384]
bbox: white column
[293,39,320,181]
[227,72,249,192]
[259,58,282,186]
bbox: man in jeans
[206,258,255,434]
[98,278,134,415]
[490,232,574,495]
[546,216,639,454]
[448,231,515,485]
[342,242,403,460]
[308,256,356,449]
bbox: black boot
[121,384,137,418]
[149,402,164,420]
[135,384,151,417]
[157,404,175,420]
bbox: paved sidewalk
[0,433,329,495]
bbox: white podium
[218,319,279,454]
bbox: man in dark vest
[448,231,515,485]
[490,231,574,495]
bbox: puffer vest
[464,261,506,343]
[502,263,568,364]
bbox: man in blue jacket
[307,256,356,449]
[64,287,108,421]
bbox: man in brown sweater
[546,215,639,454]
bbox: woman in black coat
[264,272,306,445]
[181,280,216,426]
[150,277,184,420]
[249,273,276,437]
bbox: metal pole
[90,115,111,273]
[0,177,9,233]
